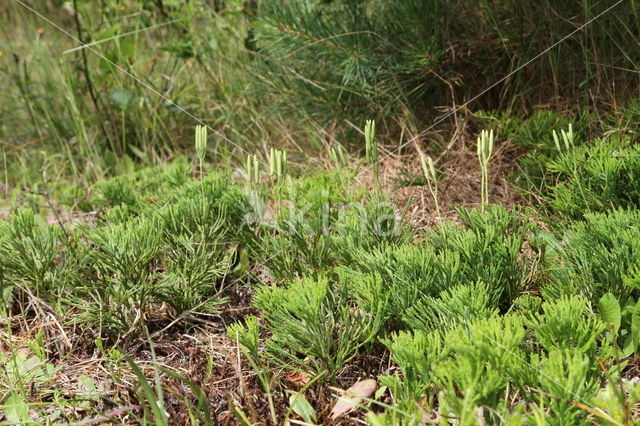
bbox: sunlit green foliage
[254,275,383,379]
[2,0,640,422]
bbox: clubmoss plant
[253,275,383,379]
[420,154,441,217]
[532,348,599,423]
[329,143,347,169]
[528,295,605,353]
[87,217,162,336]
[365,119,379,186]
[433,316,527,421]
[0,209,61,294]
[227,316,277,423]
[552,123,574,153]
[195,125,207,179]
[269,148,288,180]
[544,208,640,302]
[245,153,260,183]
[476,129,494,212]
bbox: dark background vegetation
[2,0,638,184]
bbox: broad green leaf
[374,384,388,400]
[116,39,136,61]
[599,293,621,336]
[111,90,133,109]
[289,392,317,423]
[631,311,640,354]
[78,375,99,397]
[128,145,149,162]
[623,334,635,356]
[97,24,122,41]
[3,392,31,424]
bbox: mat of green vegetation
[2,0,640,424]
